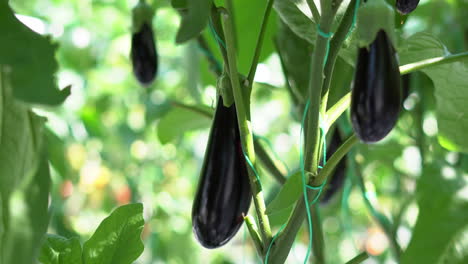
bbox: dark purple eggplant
[396,0,420,15]
[131,22,158,85]
[192,96,252,248]
[320,130,347,204]
[351,30,402,143]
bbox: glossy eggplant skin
[131,23,158,85]
[351,30,401,143]
[396,0,420,15]
[320,130,347,204]
[192,97,252,249]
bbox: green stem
[314,134,358,185]
[210,5,229,67]
[221,7,272,249]
[0,65,4,141]
[311,205,325,264]
[303,4,335,180]
[247,0,275,86]
[170,101,213,118]
[325,92,350,131]
[399,51,468,74]
[254,139,287,185]
[306,0,321,23]
[320,0,357,114]
[267,134,358,263]
[344,252,369,264]
[244,215,264,256]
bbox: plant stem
[344,252,369,264]
[209,5,229,67]
[254,139,287,185]
[325,92,350,131]
[399,51,468,74]
[221,7,272,249]
[170,101,213,118]
[244,214,264,256]
[320,0,357,114]
[267,134,358,263]
[306,0,321,23]
[247,0,275,86]
[311,205,325,263]
[301,5,335,262]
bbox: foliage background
[2,0,468,263]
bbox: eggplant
[351,30,402,143]
[320,130,347,204]
[396,0,420,15]
[192,96,252,248]
[131,22,158,85]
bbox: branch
[221,7,272,249]
[344,252,369,264]
[399,51,468,74]
[247,0,275,86]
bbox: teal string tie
[264,223,287,264]
[243,152,262,187]
[208,17,227,50]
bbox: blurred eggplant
[396,0,420,15]
[192,96,252,248]
[131,0,157,85]
[320,130,347,204]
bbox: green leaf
[276,20,312,100]
[0,2,70,105]
[44,129,70,179]
[266,172,302,215]
[399,32,468,153]
[357,0,397,48]
[1,150,51,264]
[157,105,212,144]
[175,0,212,43]
[82,203,145,264]
[233,0,277,74]
[38,235,82,264]
[273,0,316,45]
[401,164,468,264]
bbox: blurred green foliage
[0,0,468,263]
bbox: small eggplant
[320,130,347,204]
[192,96,252,249]
[351,30,402,143]
[131,22,158,85]
[396,0,420,15]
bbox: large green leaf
[82,203,145,264]
[233,0,277,74]
[39,235,82,264]
[266,172,302,215]
[1,151,51,264]
[401,164,468,264]
[273,0,316,45]
[399,32,468,153]
[0,2,70,105]
[276,20,312,101]
[157,105,212,144]
[175,0,212,43]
